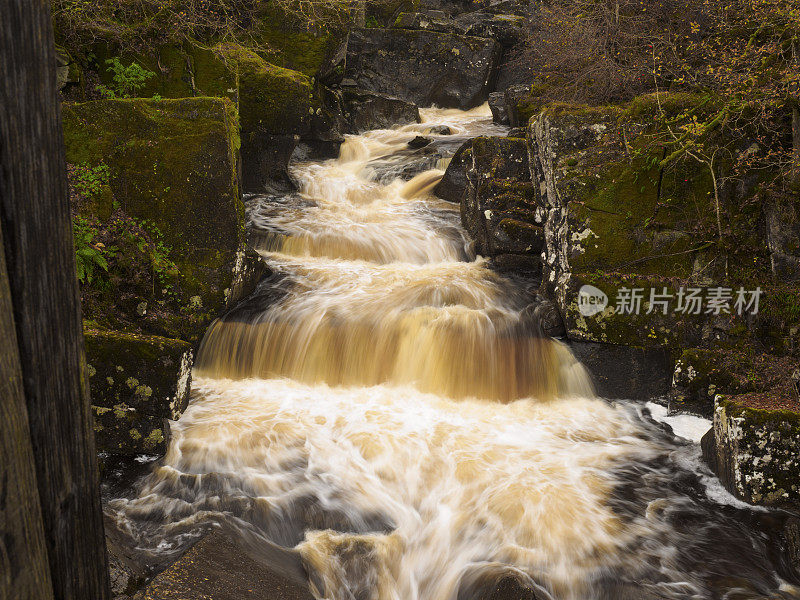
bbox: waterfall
[107,105,800,600]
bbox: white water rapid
[106,105,800,600]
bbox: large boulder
[63,98,262,343]
[85,328,193,421]
[456,136,543,266]
[213,44,316,191]
[703,396,800,507]
[527,96,768,350]
[342,88,421,132]
[344,28,501,109]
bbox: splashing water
[107,105,800,600]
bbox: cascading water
[107,105,800,600]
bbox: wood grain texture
[0,1,110,599]
[0,220,54,600]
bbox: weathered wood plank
[0,220,54,600]
[0,1,110,598]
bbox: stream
[106,105,800,600]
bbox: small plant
[73,216,116,284]
[364,15,381,28]
[72,162,110,198]
[96,57,155,99]
[111,216,179,299]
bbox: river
[107,105,800,600]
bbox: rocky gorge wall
[437,90,800,506]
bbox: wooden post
[0,1,110,599]
[0,220,54,600]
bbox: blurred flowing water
[106,105,800,600]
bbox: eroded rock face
[704,397,800,507]
[342,88,421,132]
[460,136,543,266]
[344,28,501,109]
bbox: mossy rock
[670,348,741,415]
[213,43,314,137]
[92,404,170,457]
[460,136,541,257]
[63,97,243,254]
[561,273,708,348]
[534,93,768,281]
[708,397,800,507]
[250,5,346,77]
[85,326,193,420]
[92,42,238,103]
[63,97,265,341]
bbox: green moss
[213,43,313,136]
[251,6,345,76]
[62,97,243,256]
[85,325,192,420]
[722,398,800,428]
[92,42,238,102]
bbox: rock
[533,300,566,337]
[456,565,541,600]
[528,95,765,351]
[459,136,540,258]
[241,134,300,194]
[62,98,264,342]
[345,28,502,109]
[92,405,169,456]
[504,83,535,128]
[491,253,542,273]
[91,43,239,103]
[408,135,433,148]
[317,33,349,86]
[428,125,453,135]
[489,91,509,124]
[434,140,473,203]
[85,328,193,420]
[392,11,457,33]
[106,519,151,599]
[452,12,526,48]
[666,348,794,416]
[569,341,672,400]
[342,88,420,132]
[141,533,315,600]
[213,43,315,191]
[703,396,800,507]
[765,195,800,282]
[491,218,544,254]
